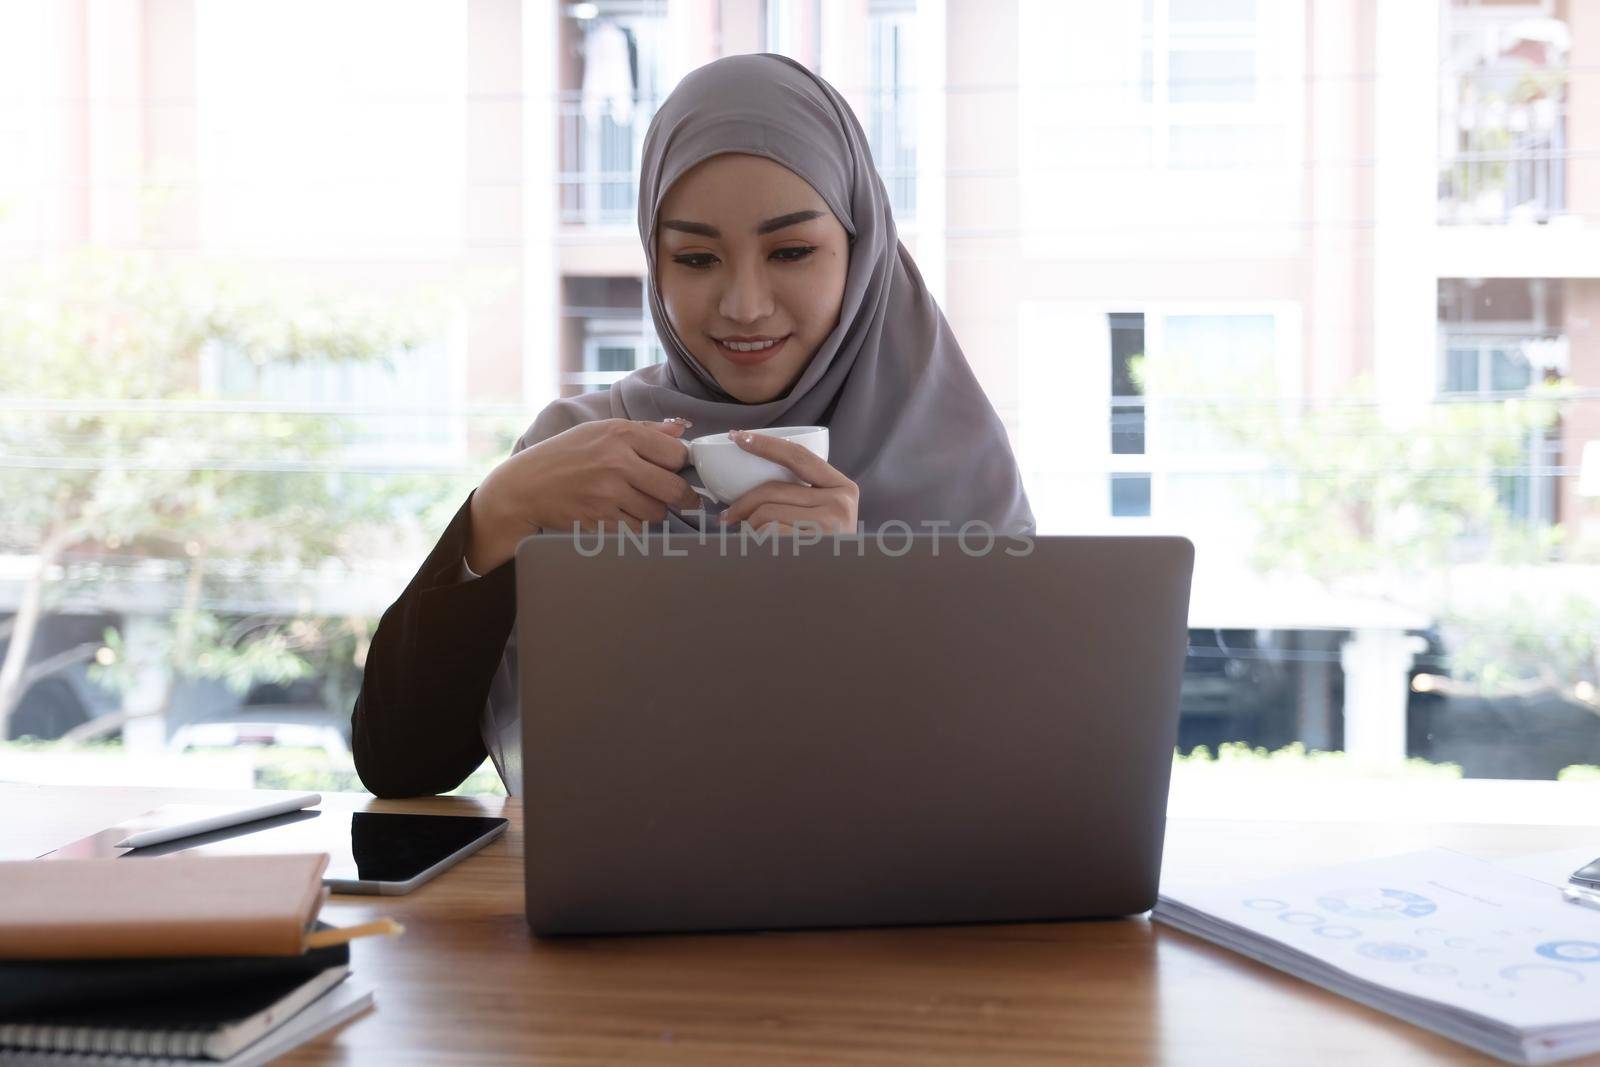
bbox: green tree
[1137,359,1594,706]
[0,251,481,739]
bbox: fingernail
[734,431,753,444]
[665,416,692,428]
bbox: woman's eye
[772,246,816,263]
[672,253,716,269]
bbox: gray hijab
[517,52,1032,535]
[484,55,1035,790]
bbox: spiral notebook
[0,933,365,1065]
[0,980,371,1067]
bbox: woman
[353,53,1032,798]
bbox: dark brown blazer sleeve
[351,493,517,798]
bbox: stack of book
[0,853,378,1066]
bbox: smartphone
[1571,857,1600,890]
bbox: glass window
[1111,473,1154,517]
[1490,348,1533,392]
[1445,347,1480,393]
[1110,313,1147,455]
[1160,315,1277,456]
[1135,0,1277,175]
[560,4,668,226]
[1170,0,1256,23]
[868,0,917,220]
[593,344,638,374]
[1169,48,1255,104]
[5,0,1597,812]
[1167,124,1276,168]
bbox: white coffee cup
[681,426,829,505]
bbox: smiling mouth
[713,335,790,366]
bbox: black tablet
[122,809,508,895]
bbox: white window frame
[867,0,918,222]
[1437,322,1550,398]
[1142,0,1287,170]
[1019,299,1302,534]
[564,323,662,392]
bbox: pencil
[305,918,405,949]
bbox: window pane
[1490,347,1532,392]
[1160,314,1276,454]
[1445,347,1480,393]
[1164,314,1276,388]
[1170,0,1256,23]
[868,9,917,220]
[1169,48,1256,104]
[1110,312,1147,455]
[1110,473,1153,517]
[1167,124,1277,168]
[595,344,637,373]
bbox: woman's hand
[716,430,859,535]
[466,418,700,573]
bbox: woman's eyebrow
[660,209,825,238]
[755,209,824,234]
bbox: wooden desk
[5,782,1597,1066]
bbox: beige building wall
[1566,280,1600,542]
[10,0,530,412]
[466,0,526,405]
[542,0,1385,520]
[18,0,1594,543]
[943,0,1023,432]
[1562,0,1600,220]
[1560,0,1600,540]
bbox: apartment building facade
[3,0,1597,766]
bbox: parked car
[1175,628,1295,753]
[0,612,122,741]
[168,705,351,759]
[3,610,353,744]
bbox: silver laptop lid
[517,532,1193,935]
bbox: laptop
[516,531,1194,935]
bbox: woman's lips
[713,335,789,366]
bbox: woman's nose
[718,262,775,325]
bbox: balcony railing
[1438,71,1568,226]
[1439,331,1567,526]
[557,92,658,228]
[556,89,918,229]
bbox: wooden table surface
[5,782,1599,1066]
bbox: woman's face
[655,153,850,404]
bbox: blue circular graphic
[1357,942,1427,963]
[1244,898,1289,910]
[1313,925,1361,940]
[1501,964,1585,986]
[1278,911,1324,926]
[1536,941,1600,963]
[1318,888,1437,920]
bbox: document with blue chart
[1153,848,1600,1065]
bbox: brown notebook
[0,853,329,959]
